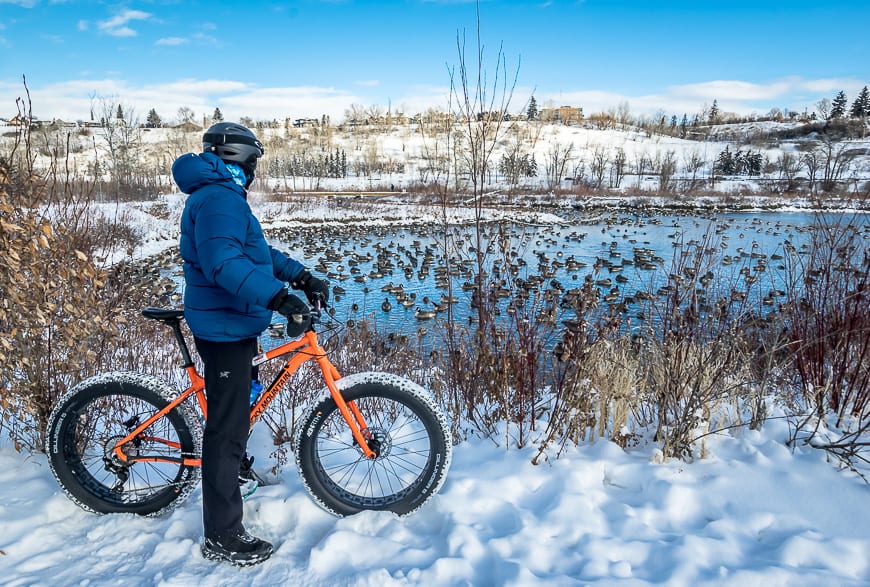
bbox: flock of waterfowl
[122,209,868,341]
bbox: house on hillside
[6,113,40,127]
[172,121,202,132]
[412,110,455,126]
[540,106,583,125]
[293,118,321,128]
[476,110,512,122]
[385,112,411,126]
[50,119,78,128]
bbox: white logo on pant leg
[219,371,230,378]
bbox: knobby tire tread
[294,372,451,517]
[45,371,202,517]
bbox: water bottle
[250,379,263,406]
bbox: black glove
[291,269,330,306]
[267,289,311,337]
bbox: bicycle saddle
[142,307,185,322]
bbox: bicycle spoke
[64,392,188,504]
[314,395,432,502]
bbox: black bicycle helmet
[202,122,264,177]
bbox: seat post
[167,319,195,369]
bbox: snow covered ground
[2,414,869,586]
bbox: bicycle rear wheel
[295,372,451,517]
[46,371,202,516]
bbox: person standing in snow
[171,122,329,566]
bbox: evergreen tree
[527,154,538,177]
[116,104,124,121]
[145,108,162,128]
[708,99,720,124]
[670,115,677,128]
[679,114,688,138]
[212,108,224,123]
[527,96,538,121]
[850,86,870,119]
[831,91,848,118]
[714,146,735,175]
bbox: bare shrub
[0,81,151,452]
[534,337,643,462]
[641,334,755,459]
[633,227,769,459]
[780,214,870,472]
[437,274,560,448]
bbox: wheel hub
[103,435,137,472]
[358,427,392,459]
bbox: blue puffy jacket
[172,152,304,341]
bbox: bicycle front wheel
[295,372,451,517]
[46,371,202,516]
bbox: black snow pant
[194,336,258,540]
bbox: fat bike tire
[45,371,202,516]
[295,372,451,517]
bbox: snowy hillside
[4,117,870,198]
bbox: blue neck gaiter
[225,163,248,188]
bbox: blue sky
[1,0,868,123]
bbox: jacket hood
[172,152,246,196]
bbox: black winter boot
[201,529,274,566]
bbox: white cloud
[156,37,188,46]
[532,76,870,118]
[3,75,864,125]
[0,0,38,7]
[670,80,792,102]
[217,86,363,121]
[0,79,364,122]
[191,32,220,46]
[97,9,152,37]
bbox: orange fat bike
[45,307,451,518]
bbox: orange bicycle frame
[112,327,376,467]
[250,329,375,458]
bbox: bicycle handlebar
[288,306,322,325]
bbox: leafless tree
[93,96,142,200]
[500,123,530,194]
[632,152,650,189]
[655,150,678,194]
[176,106,196,126]
[365,104,386,133]
[610,147,627,189]
[544,141,574,191]
[816,98,831,121]
[449,7,518,327]
[615,101,633,129]
[801,148,822,195]
[588,144,607,189]
[775,152,801,192]
[820,138,857,192]
[682,150,705,191]
[570,160,586,186]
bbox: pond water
[263,209,870,343]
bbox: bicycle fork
[310,348,378,460]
